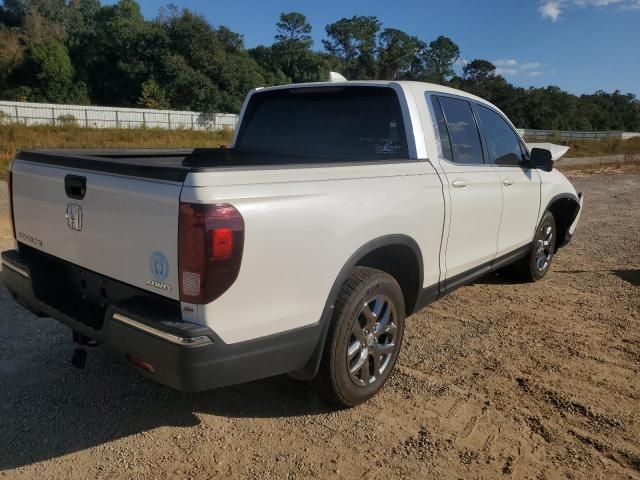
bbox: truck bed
[16,148,410,182]
[16,148,242,182]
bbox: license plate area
[20,244,172,331]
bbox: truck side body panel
[181,161,445,344]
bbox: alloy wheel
[346,295,398,386]
[535,223,554,271]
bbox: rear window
[235,87,409,161]
[437,96,484,165]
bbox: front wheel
[515,210,557,282]
[312,267,405,407]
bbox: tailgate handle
[65,175,87,200]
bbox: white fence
[0,100,239,131]
[2,101,639,141]
[517,128,640,140]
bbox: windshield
[235,86,409,161]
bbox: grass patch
[0,124,233,180]
[525,136,640,158]
[557,155,640,174]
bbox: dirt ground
[0,171,638,480]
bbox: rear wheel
[312,267,405,407]
[515,210,557,282]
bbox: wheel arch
[291,234,424,380]
[543,193,581,251]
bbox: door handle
[451,179,468,188]
[503,178,514,186]
[65,175,87,200]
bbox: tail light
[8,161,16,240]
[178,202,244,304]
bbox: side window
[429,95,453,162]
[437,96,484,164]
[476,105,523,166]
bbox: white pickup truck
[2,80,583,406]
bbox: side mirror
[530,148,553,172]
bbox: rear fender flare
[291,234,423,380]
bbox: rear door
[474,104,541,256]
[11,159,181,299]
[429,94,503,286]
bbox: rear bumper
[1,249,319,392]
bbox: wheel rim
[535,222,554,272]
[347,294,398,387]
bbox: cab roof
[253,80,496,112]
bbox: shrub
[548,132,561,144]
[56,114,78,127]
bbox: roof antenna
[328,71,348,82]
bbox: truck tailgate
[11,159,182,300]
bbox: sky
[121,0,640,96]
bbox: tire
[514,210,557,282]
[312,267,405,407]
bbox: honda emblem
[66,204,83,231]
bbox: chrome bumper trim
[1,259,29,279]
[112,313,213,346]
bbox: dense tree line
[1,0,639,130]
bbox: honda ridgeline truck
[2,80,583,406]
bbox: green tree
[422,35,460,84]
[9,37,88,103]
[66,0,101,46]
[74,0,165,106]
[161,54,219,112]
[249,12,330,84]
[158,8,270,112]
[248,44,281,77]
[323,15,381,79]
[459,59,509,104]
[138,78,169,109]
[377,28,424,80]
[275,12,312,70]
[29,39,73,99]
[0,25,24,91]
[463,59,495,82]
[0,0,27,27]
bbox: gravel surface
[0,172,638,479]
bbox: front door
[474,104,541,256]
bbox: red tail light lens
[127,354,156,373]
[211,228,233,260]
[178,202,244,304]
